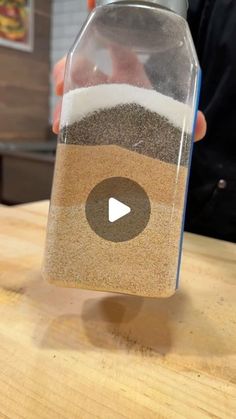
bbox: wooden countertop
[0,201,236,418]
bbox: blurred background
[0,0,235,243]
[0,0,87,205]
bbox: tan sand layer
[43,202,183,298]
[51,144,187,210]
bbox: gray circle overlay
[85,177,151,242]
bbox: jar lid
[96,0,188,19]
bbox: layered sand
[43,144,187,297]
[44,84,192,297]
[60,84,193,133]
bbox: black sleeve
[187,0,206,44]
[185,0,236,242]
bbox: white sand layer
[60,84,194,133]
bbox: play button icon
[85,177,151,242]
[108,198,131,223]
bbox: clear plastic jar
[43,0,201,297]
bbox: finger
[53,99,62,134]
[52,56,109,133]
[53,56,66,79]
[194,111,207,142]
[71,56,108,87]
[55,77,64,96]
[53,55,108,96]
[87,0,96,10]
[53,56,66,96]
[109,44,151,87]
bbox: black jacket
[185,0,236,242]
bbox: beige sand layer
[51,144,187,210]
[43,201,183,297]
[44,143,187,297]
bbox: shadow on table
[79,293,174,355]
[35,283,233,358]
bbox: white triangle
[108,197,131,223]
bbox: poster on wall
[0,0,34,52]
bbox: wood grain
[0,0,51,142]
[0,201,236,418]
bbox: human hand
[52,55,206,141]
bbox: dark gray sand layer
[59,104,191,166]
